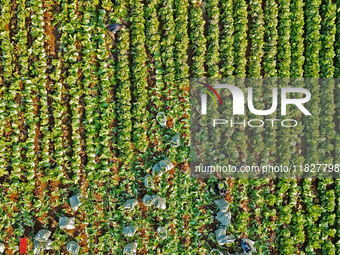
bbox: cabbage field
[0,0,339,254]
